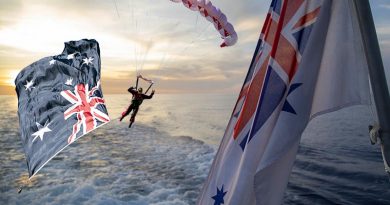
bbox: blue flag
[15,39,110,178]
[197,0,370,204]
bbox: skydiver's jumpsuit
[120,87,154,126]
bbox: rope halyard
[369,124,380,145]
[369,124,390,180]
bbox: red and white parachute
[170,0,238,47]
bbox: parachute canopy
[170,0,238,47]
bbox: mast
[354,0,390,177]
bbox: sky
[0,0,389,95]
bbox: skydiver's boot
[119,108,131,122]
[120,112,126,122]
[129,117,135,128]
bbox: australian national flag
[15,39,110,178]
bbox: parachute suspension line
[131,6,155,89]
[138,8,153,73]
[134,43,139,75]
[195,14,199,31]
[115,0,138,77]
[130,0,134,24]
[110,0,147,90]
[138,38,152,73]
[111,0,138,88]
[134,18,140,78]
[185,22,212,51]
[161,23,212,71]
[150,53,166,86]
[186,23,211,50]
[158,54,167,71]
[113,0,120,18]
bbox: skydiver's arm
[128,87,137,94]
[142,90,155,99]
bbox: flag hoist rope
[354,0,390,179]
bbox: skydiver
[120,87,155,128]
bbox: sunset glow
[5,70,19,86]
[0,0,389,95]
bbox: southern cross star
[282,83,303,115]
[31,120,52,142]
[49,59,56,65]
[65,77,73,86]
[212,185,227,205]
[24,80,35,91]
[82,57,94,65]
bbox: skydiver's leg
[120,104,134,121]
[129,107,139,128]
[130,107,139,122]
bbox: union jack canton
[198,0,324,204]
[232,0,322,150]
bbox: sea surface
[0,94,389,205]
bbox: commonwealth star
[31,120,52,142]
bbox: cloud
[381,40,390,45]
[379,4,390,9]
[13,0,390,94]
[0,0,267,94]
[377,27,390,35]
[102,47,249,94]
[0,0,23,28]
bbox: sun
[5,70,20,86]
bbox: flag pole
[354,0,390,178]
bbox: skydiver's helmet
[138,87,143,93]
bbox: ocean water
[0,94,389,204]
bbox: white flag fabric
[197,0,370,204]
